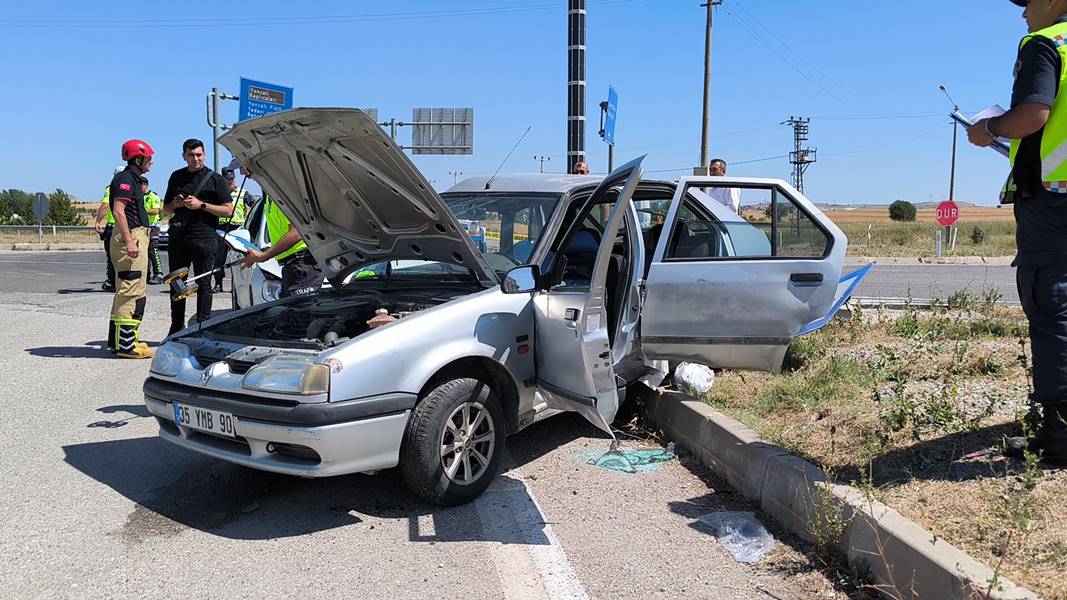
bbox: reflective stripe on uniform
[1008,21,1067,198]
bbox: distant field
[824,205,1013,223]
[824,206,1016,257]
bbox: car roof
[443,172,675,195]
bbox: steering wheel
[485,252,521,271]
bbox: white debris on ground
[675,362,715,394]
[696,511,775,563]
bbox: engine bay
[197,286,473,349]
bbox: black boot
[1005,402,1067,467]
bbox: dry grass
[823,207,1016,258]
[691,303,1066,599]
[0,231,100,245]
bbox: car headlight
[150,342,190,377]
[261,279,281,302]
[241,355,330,395]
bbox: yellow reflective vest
[220,189,247,225]
[264,196,307,262]
[1006,21,1067,201]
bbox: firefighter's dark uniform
[1003,13,1067,464]
[107,168,151,357]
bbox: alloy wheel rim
[440,401,495,485]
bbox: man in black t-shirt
[163,138,233,335]
[108,139,155,359]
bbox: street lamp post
[939,84,959,247]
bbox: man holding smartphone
[163,139,233,335]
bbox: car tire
[400,377,505,506]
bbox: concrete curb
[3,243,99,251]
[636,387,1039,600]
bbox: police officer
[94,166,125,292]
[240,194,323,298]
[211,166,247,292]
[968,0,1067,465]
[107,139,155,358]
[143,178,164,285]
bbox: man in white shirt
[707,158,741,214]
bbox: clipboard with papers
[951,105,1011,158]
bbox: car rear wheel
[400,377,505,506]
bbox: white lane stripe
[475,453,588,600]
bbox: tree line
[0,189,86,226]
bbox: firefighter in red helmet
[107,139,155,358]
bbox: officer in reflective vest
[94,167,125,291]
[968,0,1067,466]
[211,167,248,292]
[240,193,323,298]
[143,179,164,284]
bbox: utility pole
[448,170,464,185]
[567,0,587,173]
[939,85,959,203]
[534,156,550,173]
[698,1,722,172]
[783,116,816,193]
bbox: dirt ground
[688,301,1066,599]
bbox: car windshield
[442,192,562,275]
[342,192,562,284]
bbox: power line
[722,7,852,107]
[732,0,872,109]
[820,118,949,157]
[644,154,787,174]
[0,0,641,28]
[810,112,947,120]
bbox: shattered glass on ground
[577,442,676,474]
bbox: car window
[343,260,476,283]
[664,184,829,259]
[442,192,561,273]
[246,199,265,240]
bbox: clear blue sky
[0,0,1031,206]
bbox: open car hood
[219,108,497,286]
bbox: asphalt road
[0,250,1020,304]
[0,251,846,600]
[848,262,1018,304]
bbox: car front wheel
[400,377,505,506]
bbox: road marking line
[475,454,588,600]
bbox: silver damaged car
[144,108,863,505]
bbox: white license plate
[173,403,238,438]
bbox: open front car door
[641,177,849,372]
[532,156,645,434]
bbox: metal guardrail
[0,225,95,232]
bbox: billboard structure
[409,108,474,155]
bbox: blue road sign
[603,86,618,146]
[239,78,293,121]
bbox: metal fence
[0,225,95,232]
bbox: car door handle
[790,273,823,283]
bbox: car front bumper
[143,377,413,477]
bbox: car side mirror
[502,265,540,294]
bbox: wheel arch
[417,357,522,434]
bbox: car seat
[562,228,600,286]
